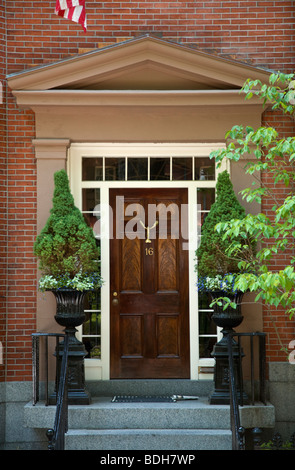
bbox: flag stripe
[55,0,87,32]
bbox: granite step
[65,428,232,451]
[24,380,275,451]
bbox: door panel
[110,188,189,379]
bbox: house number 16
[145,247,154,256]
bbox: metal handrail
[46,333,69,450]
[227,331,267,450]
[227,333,245,450]
[234,332,267,405]
[32,333,65,406]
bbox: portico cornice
[12,88,263,110]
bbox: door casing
[68,143,227,380]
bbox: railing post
[46,429,54,450]
[32,334,39,406]
[47,333,70,450]
[237,335,244,406]
[259,333,266,404]
[252,427,262,450]
[45,335,49,406]
[227,332,245,450]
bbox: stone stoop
[23,380,275,451]
[64,396,232,450]
[24,396,232,451]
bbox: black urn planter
[49,289,91,405]
[209,291,248,405]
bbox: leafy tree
[34,169,101,288]
[210,72,295,319]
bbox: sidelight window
[197,187,218,363]
[81,188,101,359]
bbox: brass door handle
[112,291,119,305]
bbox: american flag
[55,0,87,32]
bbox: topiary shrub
[196,170,248,280]
[34,169,102,291]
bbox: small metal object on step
[111,395,199,403]
[171,395,199,401]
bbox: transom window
[82,156,215,182]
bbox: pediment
[8,35,271,92]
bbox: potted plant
[196,170,255,317]
[197,273,244,329]
[196,170,254,404]
[34,169,103,404]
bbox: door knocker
[140,220,158,243]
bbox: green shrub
[196,170,247,278]
[34,169,101,290]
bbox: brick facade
[261,109,295,361]
[1,1,295,382]
[0,1,6,383]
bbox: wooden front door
[110,188,190,379]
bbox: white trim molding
[69,142,227,380]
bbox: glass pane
[198,292,211,310]
[82,157,103,181]
[150,158,170,180]
[195,157,215,180]
[82,189,100,238]
[83,310,101,336]
[85,290,101,312]
[172,157,192,180]
[82,188,100,212]
[199,312,215,335]
[127,158,148,180]
[105,157,125,181]
[83,291,101,359]
[199,336,216,358]
[197,188,215,211]
[83,336,101,359]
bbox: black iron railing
[46,333,69,450]
[227,333,245,450]
[32,332,65,406]
[32,332,69,450]
[231,331,266,406]
[32,330,266,451]
[233,332,267,406]
[227,331,267,450]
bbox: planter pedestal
[49,289,91,405]
[209,332,248,405]
[209,291,248,405]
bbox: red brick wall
[0,1,6,383]
[5,102,36,381]
[3,1,295,381]
[6,1,295,73]
[261,109,295,361]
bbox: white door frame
[68,143,227,380]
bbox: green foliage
[38,272,103,292]
[209,72,295,319]
[196,170,253,277]
[34,170,101,289]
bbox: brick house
[0,1,294,449]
